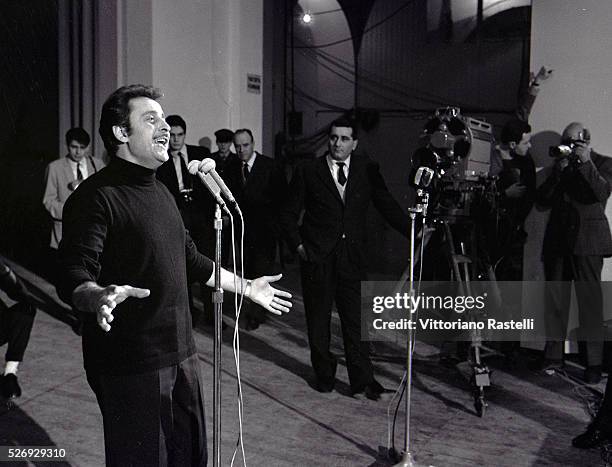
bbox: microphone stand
[213,203,223,467]
[394,190,429,467]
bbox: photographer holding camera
[536,122,612,384]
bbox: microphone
[198,158,237,206]
[413,167,433,218]
[187,160,226,208]
[414,166,434,188]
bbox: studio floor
[0,258,607,466]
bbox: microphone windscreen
[187,160,201,175]
[198,158,216,174]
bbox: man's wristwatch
[244,280,252,298]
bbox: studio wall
[527,0,612,281]
[150,0,265,153]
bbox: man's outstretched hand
[248,274,292,315]
[73,282,150,332]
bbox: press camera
[549,127,590,159]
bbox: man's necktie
[336,162,347,186]
[178,152,191,189]
[242,162,249,185]
[76,162,83,182]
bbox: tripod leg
[457,239,491,417]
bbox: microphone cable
[230,205,248,467]
[386,215,427,458]
[189,158,248,465]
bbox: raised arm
[516,66,553,122]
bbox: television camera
[410,107,497,221]
[407,107,500,417]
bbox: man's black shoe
[353,380,386,401]
[572,421,612,449]
[70,317,83,336]
[245,317,260,331]
[532,358,564,374]
[1,374,22,399]
[313,380,334,393]
[584,365,602,385]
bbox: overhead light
[301,12,313,24]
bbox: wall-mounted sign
[247,74,261,94]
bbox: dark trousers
[242,237,277,325]
[86,353,207,467]
[598,377,612,422]
[182,203,214,327]
[544,255,604,366]
[0,302,36,362]
[300,243,373,392]
[495,240,525,348]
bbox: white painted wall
[121,0,153,86]
[523,0,612,348]
[118,0,266,152]
[527,0,612,281]
[230,0,264,147]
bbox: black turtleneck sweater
[58,157,214,375]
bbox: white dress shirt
[242,152,257,174]
[68,157,89,180]
[170,145,189,190]
[326,153,351,202]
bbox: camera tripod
[397,215,499,417]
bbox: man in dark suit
[156,115,212,326]
[537,122,612,384]
[224,128,287,330]
[280,117,409,400]
[211,128,235,177]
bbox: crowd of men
[1,71,612,463]
[5,84,407,465]
[486,67,612,448]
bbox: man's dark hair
[330,117,358,139]
[215,128,234,143]
[166,115,187,132]
[500,119,531,145]
[99,84,163,156]
[65,127,90,147]
[234,128,254,142]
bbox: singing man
[58,84,291,466]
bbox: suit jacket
[224,152,287,250]
[494,153,536,252]
[43,155,105,248]
[210,150,235,179]
[537,151,612,257]
[155,144,211,206]
[280,153,409,270]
